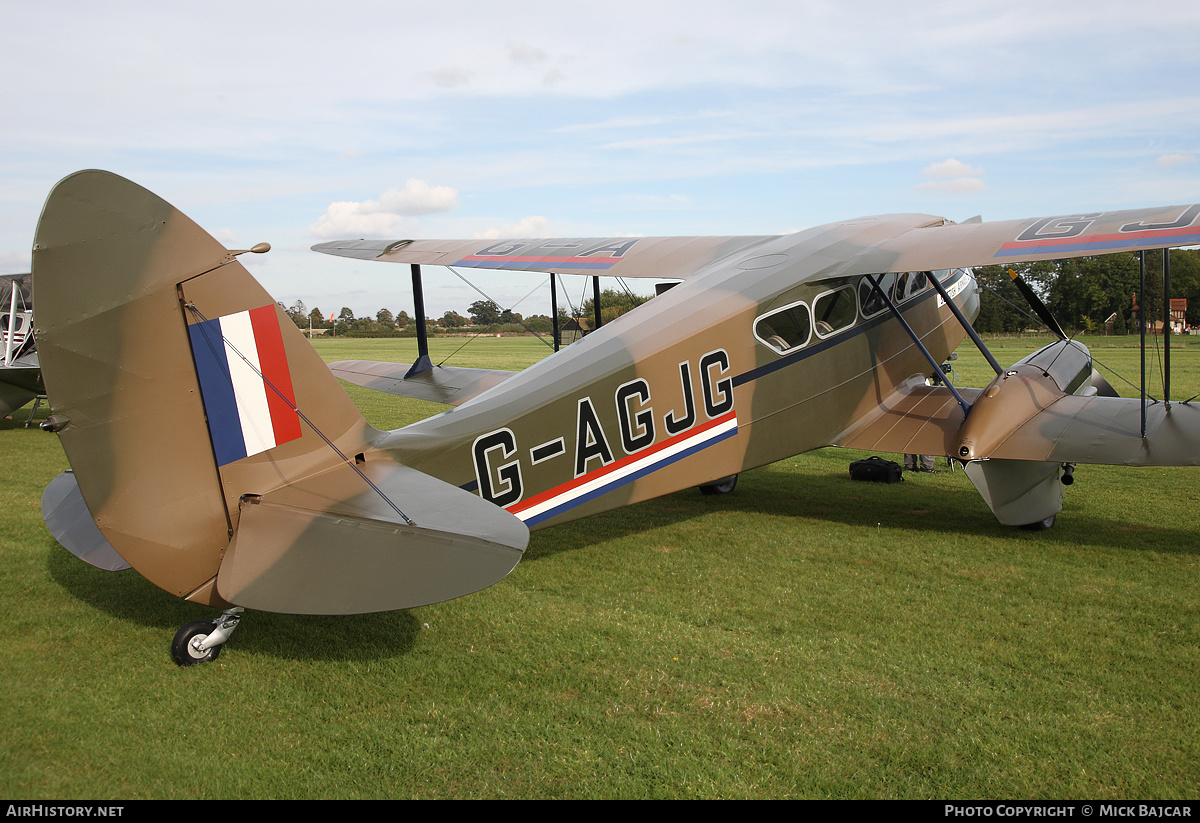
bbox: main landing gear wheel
[170,608,243,667]
[172,620,223,666]
[699,474,738,495]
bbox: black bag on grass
[848,456,904,483]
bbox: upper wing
[313,203,1200,279]
[863,203,1200,273]
[312,235,776,280]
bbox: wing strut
[1141,250,1147,437]
[1164,249,1172,406]
[406,264,432,379]
[865,273,972,419]
[924,270,1003,377]
[592,276,602,331]
[4,283,17,366]
[549,273,560,352]
[1136,250,1178,432]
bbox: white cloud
[309,180,459,238]
[916,177,988,195]
[309,206,413,238]
[422,66,472,89]
[921,158,985,178]
[916,159,986,194]
[0,250,30,272]
[472,216,553,239]
[374,181,460,215]
[508,41,549,66]
[1157,154,1196,168]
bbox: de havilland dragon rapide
[30,170,1200,664]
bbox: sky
[2,0,1199,320]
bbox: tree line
[280,288,649,337]
[974,248,1200,334]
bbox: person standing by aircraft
[904,453,939,473]
[906,370,945,473]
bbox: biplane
[32,170,1200,665]
[0,272,42,418]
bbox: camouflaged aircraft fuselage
[371,221,978,531]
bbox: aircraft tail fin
[34,171,526,612]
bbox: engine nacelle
[957,339,1093,461]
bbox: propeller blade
[1008,268,1067,340]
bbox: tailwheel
[172,620,222,666]
[699,474,738,495]
[170,608,243,667]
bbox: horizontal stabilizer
[330,359,515,406]
[0,380,37,417]
[41,472,131,571]
[217,459,529,614]
[0,354,41,392]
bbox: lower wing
[836,377,1200,468]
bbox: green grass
[1,334,1197,798]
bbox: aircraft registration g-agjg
[32,170,1200,665]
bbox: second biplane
[0,272,42,418]
[32,171,1200,664]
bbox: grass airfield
[1,334,1197,799]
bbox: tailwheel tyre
[171,620,223,666]
[699,474,738,495]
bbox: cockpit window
[859,271,936,318]
[754,302,812,354]
[812,285,857,338]
[858,273,896,318]
[893,271,930,302]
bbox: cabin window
[893,271,930,302]
[754,302,812,353]
[858,273,896,318]
[812,285,857,338]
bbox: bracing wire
[445,266,554,352]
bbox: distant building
[559,317,590,345]
[1171,298,1188,333]
[1131,295,1188,333]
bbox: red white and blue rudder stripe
[188,304,302,467]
